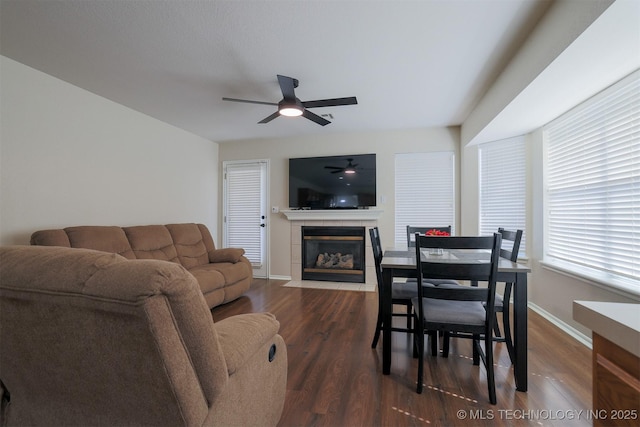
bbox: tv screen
[289,154,376,209]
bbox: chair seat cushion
[405,278,461,286]
[412,297,486,327]
[391,281,437,300]
[414,280,506,310]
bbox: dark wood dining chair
[370,227,423,348]
[415,227,523,364]
[492,228,523,364]
[412,233,502,404]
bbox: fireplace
[302,226,365,283]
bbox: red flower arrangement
[425,229,450,236]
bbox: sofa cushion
[197,223,217,252]
[30,229,71,247]
[124,225,179,263]
[65,226,136,259]
[188,265,227,293]
[165,223,209,269]
[208,261,252,286]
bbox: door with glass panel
[223,160,269,278]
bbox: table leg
[513,271,528,391]
[382,267,393,375]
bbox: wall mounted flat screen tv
[289,153,376,209]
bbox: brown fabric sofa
[0,245,287,426]
[30,223,252,309]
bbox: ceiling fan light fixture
[344,169,356,174]
[279,106,303,117]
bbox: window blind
[479,137,527,257]
[224,162,263,266]
[544,69,640,292]
[394,151,455,247]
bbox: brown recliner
[0,245,287,426]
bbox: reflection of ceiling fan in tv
[222,75,358,126]
[324,158,358,174]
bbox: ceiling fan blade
[324,166,343,169]
[277,75,297,101]
[258,111,280,124]
[330,170,343,174]
[302,97,358,108]
[222,97,278,106]
[302,110,331,126]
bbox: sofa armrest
[209,248,245,263]
[214,313,280,375]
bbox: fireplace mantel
[282,209,383,221]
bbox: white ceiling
[0,0,560,143]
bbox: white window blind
[224,162,263,266]
[544,69,640,293]
[479,137,527,257]
[394,151,455,247]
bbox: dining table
[380,247,531,392]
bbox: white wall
[461,0,615,145]
[0,56,219,245]
[218,127,459,279]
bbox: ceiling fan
[222,75,358,126]
[325,158,358,174]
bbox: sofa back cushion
[124,225,179,263]
[65,226,136,259]
[166,223,211,269]
[30,229,71,247]
[30,224,223,269]
[0,246,228,426]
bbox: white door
[223,160,269,278]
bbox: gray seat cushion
[392,281,436,300]
[412,297,486,327]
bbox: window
[544,69,639,294]
[394,151,455,247]
[479,136,527,257]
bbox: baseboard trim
[528,302,592,349]
[262,279,594,348]
[268,275,292,281]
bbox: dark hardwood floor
[211,279,593,427]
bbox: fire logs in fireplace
[315,253,354,269]
[302,226,365,283]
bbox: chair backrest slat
[414,234,501,307]
[498,227,523,262]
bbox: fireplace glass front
[301,226,365,283]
